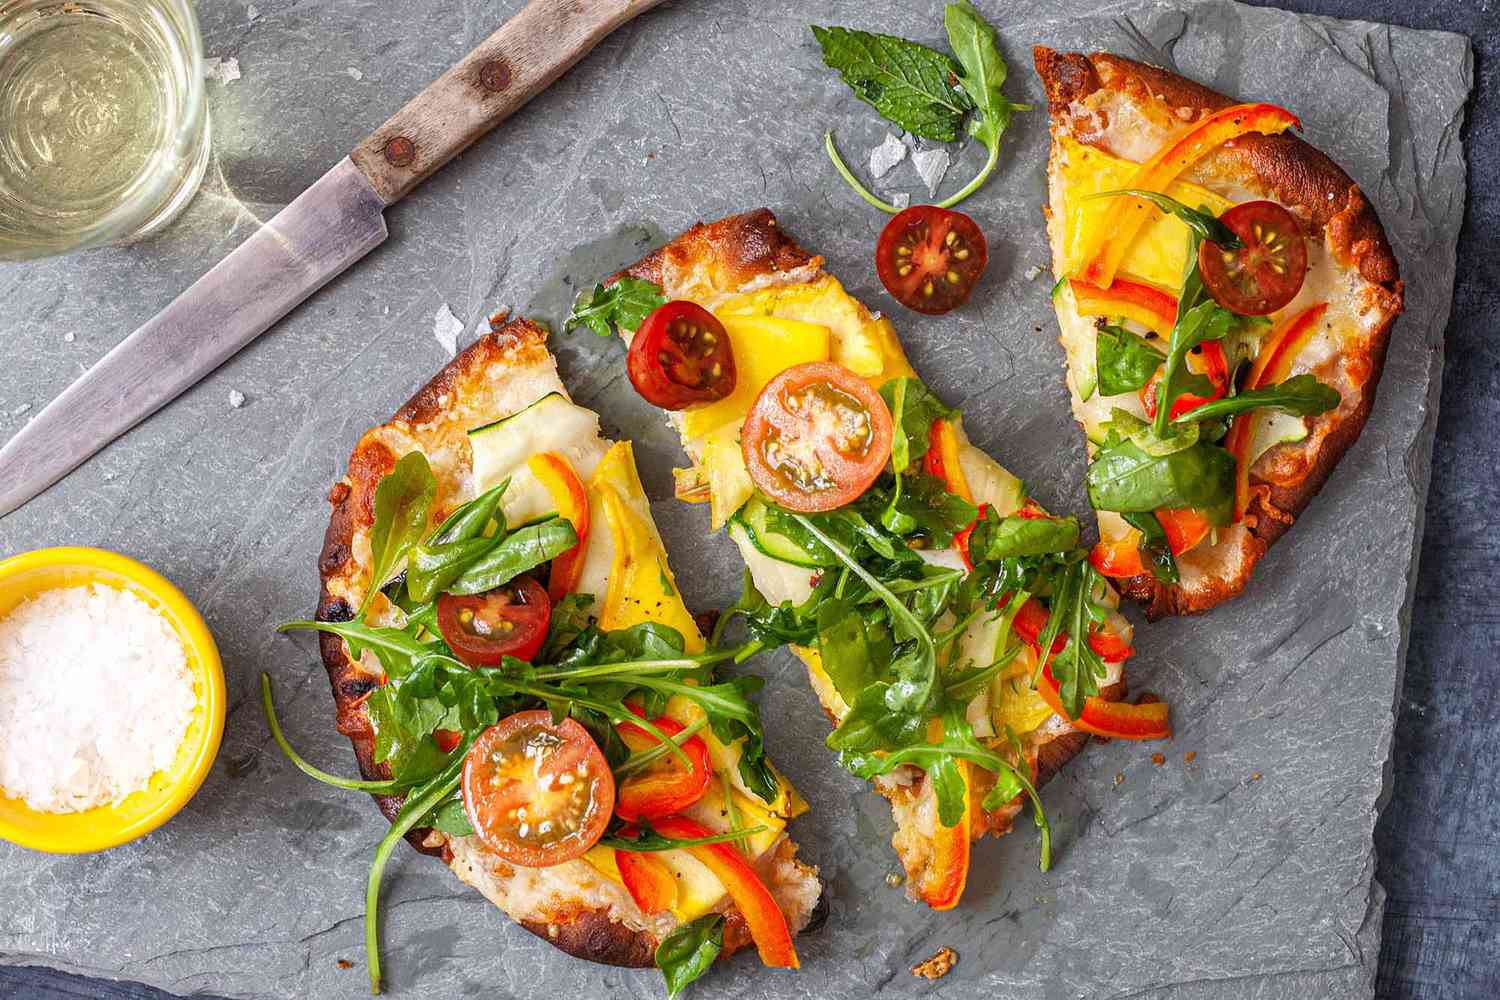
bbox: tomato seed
[945,231,958,247]
[946,270,960,284]
[897,264,912,277]
[923,281,934,297]
[953,248,970,261]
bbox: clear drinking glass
[0,0,208,261]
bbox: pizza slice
[579,209,1170,911]
[268,316,819,993]
[1033,48,1404,618]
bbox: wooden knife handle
[351,0,667,205]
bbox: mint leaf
[811,25,972,141]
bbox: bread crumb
[346,67,363,81]
[246,4,260,20]
[1184,751,1197,763]
[1023,264,1044,281]
[228,390,246,409]
[63,332,75,343]
[1114,771,1125,786]
[336,959,353,970]
[885,871,903,888]
[912,946,958,980]
[1151,752,1166,766]
[1250,771,1262,781]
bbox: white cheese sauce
[0,584,196,813]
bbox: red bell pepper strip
[1070,277,1179,338]
[1225,302,1330,521]
[1141,340,1229,421]
[528,452,591,602]
[1077,103,1302,288]
[615,843,677,916]
[1011,596,1134,663]
[1090,537,1145,578]
[1038,666,1170,740]
[651,816,799,969]
[927,418,985,570]
[614,707,712,821]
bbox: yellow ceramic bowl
[0,547,225,853]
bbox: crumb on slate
[228,390,246,409]
[336,959,353,970]
[1151,752,1166,766]
[1184,751,1197,763]
[204,56,241,84]
[911,946,958,980]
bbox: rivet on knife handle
[350,0,668,205]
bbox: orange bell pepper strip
[1077,103,1302,288]
[650,816,799,969]
[1069,277,1179,338]
[1090,536,1145,578]
[924,419,974,503]
[614,707,712,822]
[527,452,591,602]
[1225,303,1329,521]
[615,844,677,916]
[1156,507,1212,556]
[913,718,970,911]
[1038,666,1170,741]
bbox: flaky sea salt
[346,67,363,82]
[868,132,907,179]
[911,146,951,196]
[433,303,463,356]
[0,585,196,813]
[204,56,241,85]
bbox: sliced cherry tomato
[436,576,551,666]
[742,361,893,513]
[627,300,736,410]
[614,707,712,821]
[1198,200,1308,316]
[1038,667,1170,740]
[1141,339,1229,421]
[651,816,799,969]
[527,452,590,602]
[875,205,989,315]
[462,710,614,867]
[615,845,677,915]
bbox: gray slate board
[0,1,1471,998]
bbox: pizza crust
[613,208,1126,893]
[1034,47,1404,618]
[314,317,817,968]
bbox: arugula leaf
[1122,511,1179,585]
[811,26,971,141]
[1085,189,1241,247]
[428,795,474,836]
[359,452,436,616]
[1086,437,1237,519]
[261,673,414,793]
[656,914,726,1000]
[1173,373,1341,424]
[1036,561,1110,719]
[602,821,768,853]
[564,276,667,337]
[447,517,577,595]
[541,592,595,660]
[1095,323,1165,397]
[879,376,956,473]
[966,513,1080,561]
[430,479,507,545]
[816,598,888,703]
[406,536,495,604]
[938,0,1028,209]
[279,619,430,681]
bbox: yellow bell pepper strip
[1070,277,1180,338]
[922,418,974,503]
[1076,102,1302,289]
[651,815,799,969]
[614,842,678,916]
[1038,666,1170,740]
[1224,302,1329,521]
[914,718,971,911]
[527,452,590,602]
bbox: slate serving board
[0,1,1471,998]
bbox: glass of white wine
[0,0,208,261]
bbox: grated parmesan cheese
[0,585,196,813]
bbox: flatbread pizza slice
[1033,48,1404,618]
[577,209,1170,911]
[270,316,819,992]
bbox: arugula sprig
[815,1,1028,212]
[565,276,667,337]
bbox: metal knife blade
[0,159,387,518]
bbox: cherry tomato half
[741,361,894,513]
[875,205,989,315]
[462,709,615,868]
[436,576,551,666]
[1197,200,1307,316]
[627,300,736,410]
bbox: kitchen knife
[0,0,667,518]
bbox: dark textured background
[0,0,1492,997]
